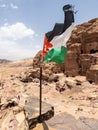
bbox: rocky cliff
[64,18,98,84]
[33,18,98,84]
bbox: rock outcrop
[64,18,98,84]
[33,18,98,84]
[46,112,98,130]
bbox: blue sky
[0,0,98,60]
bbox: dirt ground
[0,60,98,130]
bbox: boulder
[46,112,98,130]
[86,64,98,84]
[0,109,29,130]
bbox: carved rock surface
[33,18,98,84]
[64,18,98,84]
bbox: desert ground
[0,59,98,130]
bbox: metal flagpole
[39,66,42,117]
[38,54,43,123]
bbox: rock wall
[33,18,98,84]
[64,18,98,84]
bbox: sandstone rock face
[32,18,98,84]
[64,51,80,76]
[64,18,98,84]
[0,107,29,130]
[86,64,98,84]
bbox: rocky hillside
[1,55,98,130]
[33,18,98,84]
[64,18,98,84]
[0,59,11,64]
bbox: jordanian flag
[42,4,74,64]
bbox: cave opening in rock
[81,50,83,54]
[90,49,98,54]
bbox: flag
[42,4,74,64]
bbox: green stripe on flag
[44,46,67,64]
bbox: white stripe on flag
[51,23,74,48]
